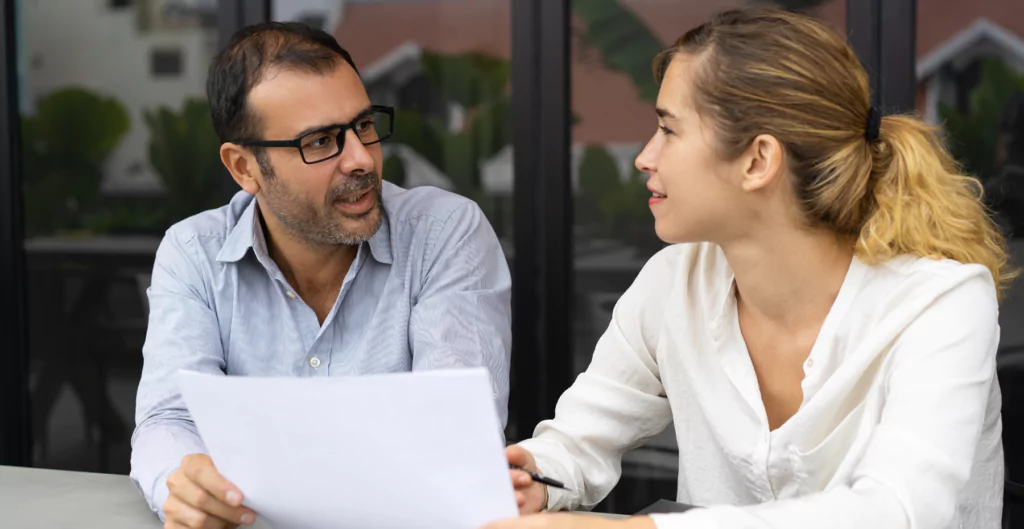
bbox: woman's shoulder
[871,254,996,297]
[610,242,730,352]
[635,241,729,283]
[625,242,732,308]
[855,254,998,329]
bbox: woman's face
[635,54,747,244]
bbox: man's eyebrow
[291,105,374,138]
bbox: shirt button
[805,358,815,369]
[309,356,321,369]
[286,291,297,299]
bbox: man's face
[246,62,384,246]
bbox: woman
[484,7,1012,529]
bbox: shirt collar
[366,208,393,264]
[215,195,258,263]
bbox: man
[131,22,512,528]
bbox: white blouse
[519,242,1003,529]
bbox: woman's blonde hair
[654,7,1017,296]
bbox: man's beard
[257,154,383,246]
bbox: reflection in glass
[20,0,219,473]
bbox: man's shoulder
[380,182,481,226]
[160,191,254,259]
[165,191,251,241]
[378,182,502,266]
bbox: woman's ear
[740,134,785,192]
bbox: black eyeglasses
[233,105,394,164]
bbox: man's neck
[260,214,359,300]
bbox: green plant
[577,144,650,237]
[144,98,224,222]
[939,58,1024,180]
[82,197,174,235]
[391,50,511,204]
[577,144,621,228]
[21,87,130,236]
[383,153,407,188]
[572,0,664,103]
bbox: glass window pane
[570,0,846,513]
[20,0,219,473]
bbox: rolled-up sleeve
[130,231,225,521]
[408,201,512,429]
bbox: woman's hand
[479,513,656,529]
[506,445,547,514]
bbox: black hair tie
[865,106,882,142]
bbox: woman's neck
[719,228,854,331]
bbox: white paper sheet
[176,368,518,529]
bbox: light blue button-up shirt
[130,182,512,519]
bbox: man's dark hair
[207,22,359,145]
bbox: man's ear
[221,143,262,195]
[739,134,785,192]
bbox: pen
[509,464,567,490]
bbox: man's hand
[506,445,549,514]
[479,513,657,529]
[163,453,256,529]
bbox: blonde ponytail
[857,115,1016,296]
